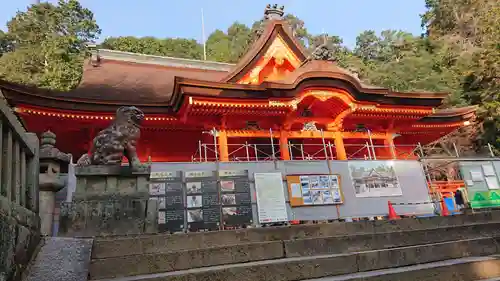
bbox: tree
[205,22,252,63]
[0,31,13,56]
[422,0,500,152]
[354,31,379,62]
[101,36,203,59]
[0,0,101,91]
[205,29,232,62]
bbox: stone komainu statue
[77,106,145,168]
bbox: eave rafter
[189,108,287,116]
[14,106,177,122]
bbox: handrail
[0,92,39,213]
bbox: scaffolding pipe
[245,141,250,161]
[203,144,207,162]
[328,141,334,160]
[367,128,376,160]
[300,144,305,160]
[289,141,294,160]
[320,129,329,160]
[418,142,438,214]
[366,142,372,160]
[212,127,218,161]
[269,128,276,160]
[488,143,495,157]
[254,144,258,161]
[417,142,425,158]
[198,140,202,161]
[452,142,460,157]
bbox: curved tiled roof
[60,49,231,104]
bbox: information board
[287,174,343,207]
[254,173,288,223]
[185,171,220,231]
[469,190,500,209]
[149,171,184,233]
[219,170,252,227]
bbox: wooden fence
[0,92,39,214]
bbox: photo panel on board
[185,171,220,232]
[219,170,253,227]
[149,171,184,233]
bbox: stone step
[89,222,500,279]
[91,211,500,259]
[89,237,500,281]
[303,256,500,281]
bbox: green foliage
[204,22,252,63]
[0,0,100,91]
[421,0,500,151]
[0,30,13,56]
[101,36,203,60]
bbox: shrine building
[0,6,476,163]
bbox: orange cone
[440,200,450,216]
[388,201,400,220]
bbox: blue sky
[0,0,427,49]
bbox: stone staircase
[87,212,500,281]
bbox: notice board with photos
[287,174,343,207]
[149,171,184,233]
[218,170,252,227]
[185,170,220,232]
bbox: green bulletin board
[459,160,500,209]
[469,190,500,208]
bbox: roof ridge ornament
[86,42,101,67]
[309,43,336,62]
[264,4,285,20]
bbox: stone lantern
[38,131,71,235]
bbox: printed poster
[254,173,288,223]
[349,161,402,198]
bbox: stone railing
[0,93,40,281]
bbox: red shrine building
[0,6,476,163]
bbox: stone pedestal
[59,165,157,237]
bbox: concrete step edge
[91,221,500,259]
[93,217,500,242]
[89,237,499,281]
[304,256,500,281]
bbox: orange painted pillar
[280,130,290,160]
[334,132,347,160]
[218,130,229,161]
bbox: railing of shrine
[0,95,39,213]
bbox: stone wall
[0,197,41,281]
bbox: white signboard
[254,173,288,223]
